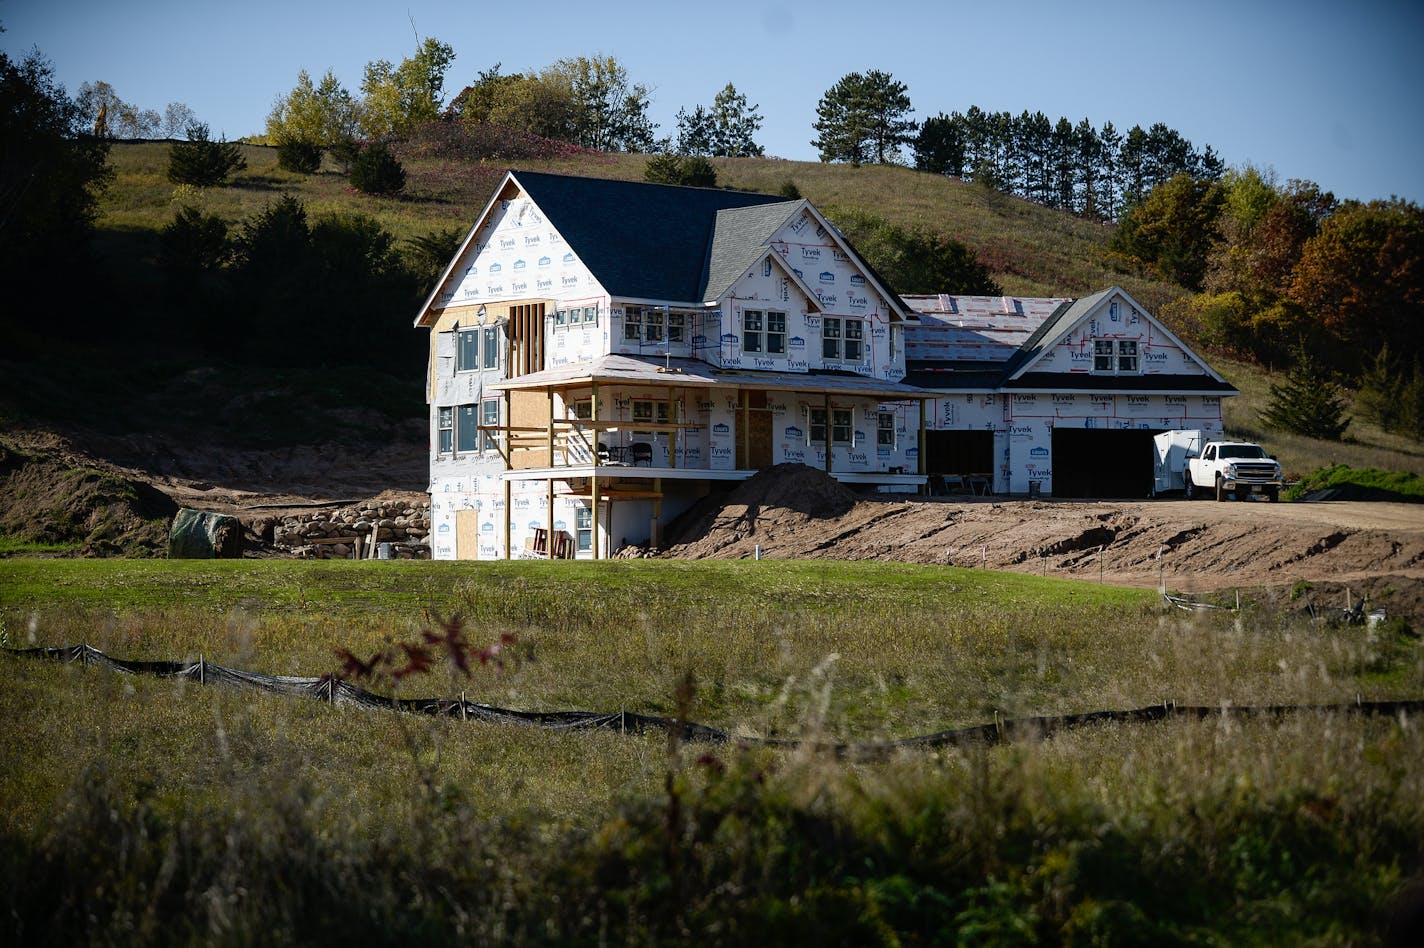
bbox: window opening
[877,411,895,447]
[481,398,501,452]
[437,406,453,454]
[456,404,480,452]
[456,328,480,372]
[482,325,499,369]
[576,506,592,552]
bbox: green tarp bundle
[167,508,242,559]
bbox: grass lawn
[2,558,1421,944]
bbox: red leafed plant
[336,613,524,685]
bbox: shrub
[643,153,717,188]
[158,206,230,273]
[166,122,246,187]
[777,179,802,200]
[276,137,322,174]
[349,141,405,195]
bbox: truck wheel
[1184,478,1196,500]
[1215,477,1226,502]
[1266,486,1279,503]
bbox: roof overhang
[490,354,930,400]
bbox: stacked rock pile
[272,500,431,559]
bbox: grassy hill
[95,141,1179,305]
[4,139,1420,495]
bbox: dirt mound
[656,465,1424,623]
[662,464,858,557]
[0,440,178,556]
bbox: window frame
[807,406,854,445]
[575,506,592,552]
[1091,339,1142,376]
[456,328,480,372]
[624,306,643,341]
[482,325,499,369]
[437,406,453,455]
[631,398,671,426]
[877,411,895,447]
[1116,339,1139,373]
[481,397,501,452]
[766,310,786,355]
[808,407,827,445]
[456,403,480,453]
[822,317,865,363]
[743,309,764,354]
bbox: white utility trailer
[1151,429,1205,497]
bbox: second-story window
[765,311,786,354]
[644,309,665,343]
[624,306,642,341]
[668,312,685,343]
[456,328,480,371]
[743,310,786,355]
[743,310,764,353]
[482,325,499,369]
[822,317,864,362]
[1092,339,1140,375]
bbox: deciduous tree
[549,55,656,152]
[359,38,456,138]
[266,69,359,146]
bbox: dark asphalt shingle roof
[702,202,802,301]
[512,170,788,303]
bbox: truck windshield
[1219,445,1266,459]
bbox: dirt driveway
[661,467,1424,622]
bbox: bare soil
[6,431,1423,626]
[663,465,1424,625]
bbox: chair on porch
[630,442,654,467]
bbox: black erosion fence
[8,644,1423,759]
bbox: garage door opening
[925,430,995,480]
[1051,428,1160,498]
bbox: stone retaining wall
[272,500,431,559]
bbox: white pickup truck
[1185,441,1283,502]
[1152,431,1284,501]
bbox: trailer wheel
[1215,476,1226,502]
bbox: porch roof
[488,354,930,400]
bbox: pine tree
[1259,353,1351,440]
[167,122,246,187]
[812,70,915,164]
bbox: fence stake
[1099,545,1104,584]
[199,653,205,686]
[461,690,467,721]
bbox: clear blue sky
[4,0,1420,204]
